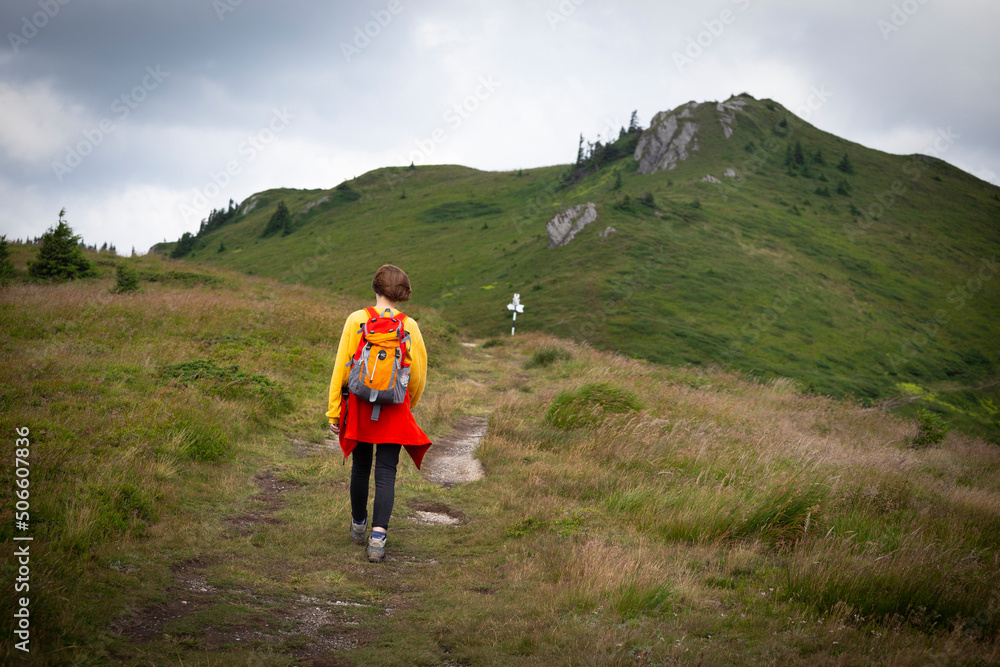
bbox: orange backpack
[345,307,411,421]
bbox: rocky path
[420,415,489,486]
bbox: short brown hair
[372,264,412,303]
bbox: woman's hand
[329,421,340,435]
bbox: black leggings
[350,442,402,530]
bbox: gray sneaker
[350,520,366,545]
[366,533,386,562]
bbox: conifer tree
[28,209,94,280]
[793,140,805,165]
[261,201,292,238]
[0,235,14,284]
[628,110,640,133]
[171,232,197,258]
[110,262,140,294]
[837,153,855,174]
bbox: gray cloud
[1,0,997,252]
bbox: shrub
[908,408,949,447]
[333,181,362,203]
[524,347,571,369]
[547,382,641,429]
[612,195,634,212]
[481,338,505,349]
[161,359,292,416]
[110,262,140,294]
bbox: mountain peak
[635,94,765,174]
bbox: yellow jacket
[326,307,427,423]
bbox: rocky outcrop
[599,225,616,238]
[546,203,597,248]
[717,98,747,139]
[634,102,700,174]
[701,174,721,184]
[301,195,329,213]
[723,168,737,178]
[240,195,260,214]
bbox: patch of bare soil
[420,415,488,487]
[113,557,216,642]
[292,436,340,457]
[223,469,297,535]
[115,471,370,661]
[409,499,467,526]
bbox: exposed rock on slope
[546,203,598,248]
[634,102,701,174]
[301,195,329,213]
[240,195,260,214]
[717,98,747,139]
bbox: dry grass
[2,261,999,665]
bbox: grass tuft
[547,382,641,429]
[523,346,571,369]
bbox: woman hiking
[327,264,432,562]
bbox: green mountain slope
[162,94,1000,440]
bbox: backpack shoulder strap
[364,307,378,320]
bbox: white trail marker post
[507,293,524,336]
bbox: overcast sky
[1,0,998,253]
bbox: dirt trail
[115,470,371,661]
[420,415,489,486]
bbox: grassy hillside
[2,251,1000,664]
[158,95,1000,443]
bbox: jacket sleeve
[405,317,427,409]
[326,313,359,423]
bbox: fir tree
[793,140,805,165]
[628,110,640,133]
[0,235,14,284]
[171,232,197,258]
[837,153,855,174]
[261,201,292,238]
[27,209,94,280]
[110,262,140,294]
